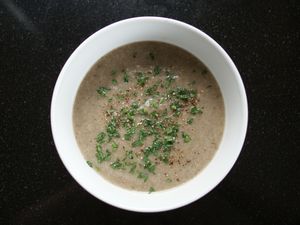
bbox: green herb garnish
[96,144,111,162]
[106,117,120,140]
[129,162,137,173]
[164,71,176,87]
[144,157,156,173]
[136,72,149,87]
[148,187,155,193]
[111,141,118,150]
[145,84,159,96]
[124,126,136,140]
[125,150,134,160]
[187,118,194,124]
[170,101,182,116]
[182,132,191,143]
[132,139,144,148]
[97,87,111,96]
[86,161,93,167]
[138,171,148,182]
[138,108,148,116]
[159,97,166,104]
[153,65,161,75]
[159,150,170,164]
[131,101,139,109]
[110,159,124,170]
[123,71,129,82]
[150,99,159,109]
[112,79,117,85]
[96,132,106,144]
[169,87,196,101]
[190,106,203,115]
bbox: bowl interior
[51,17,248,212]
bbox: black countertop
[1,0,299,224]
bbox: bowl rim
[51,16,248,212]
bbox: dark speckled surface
[0,0,299,224]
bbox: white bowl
[51,17,248,212]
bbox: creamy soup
[73,41,224,192]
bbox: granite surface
[0,0,299,224]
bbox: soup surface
[73,41,224,192]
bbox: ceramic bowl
[51,17,248,212]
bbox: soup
[73,41,224,192]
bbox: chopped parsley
[138,171,148,182]
[150,99,159,109]
[96,132,106,144]
[190,106,203,115]
[131,101,139,109]
[132,139,144,148]
[159,97,166,104]
[111,141,118,150]
[123,71,129,82]
[124,126,136,140]
[110,159,124,170]
[112,79,117,85]
[145,84,159,96]
[169,87,197,101]
[148,187,155,193]
[164,71,176,87]
[129,162,137,173]
[132,131,149,148]
[86,161,93,167]
[153,65,161,75]
[97,87,111,96]
[136,72,149,87]
[125,150,134,160]
[106,117,120,140]
[96,144,111,162]
[159,151,170,164]
[170,101,182,116]
[143,157,156,174]
[187,118,194,124]
[182,132,191,143]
